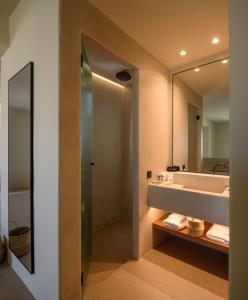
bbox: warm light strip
[92,72,125,88]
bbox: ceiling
[176,59,229,97]
[0,0,19,15]
[88,0,229,69]
[84,37,132,86]
[176,59,229,122]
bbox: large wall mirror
[8,62,34,273]
[172,58,229,175]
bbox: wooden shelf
[153,213,229,253]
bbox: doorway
[81,37,135,290]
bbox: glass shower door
[81,46,93,286]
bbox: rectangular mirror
[172,58,229,174]
[8,62,34,273]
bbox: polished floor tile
[83,224,228,300]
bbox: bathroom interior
[78,2,230,299]
[2,0,243,299]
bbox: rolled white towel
[206,224,229,245]
[163,213,187,230]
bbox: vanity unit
[149,172,229,226]
[148,172,229,252]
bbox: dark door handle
[90,162,95,166]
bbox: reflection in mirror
[8,62,34,273]
[173,58,229,174]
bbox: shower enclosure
[81,47,93,283]
[81,38,134,292]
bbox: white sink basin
[173,172,229,193]
[148,172,229,226]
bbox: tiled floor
[84,222,133,287]
[0,263,34,300]
[83,223,228,300]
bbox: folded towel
[163,213,187,230]
[206,224,229,245]
[164,222,187,230]
[165,213,186,222]
[206,235,229,245]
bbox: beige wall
[0,11,9,56]
[1,0,59,299]
[60,1,171,298]
[203,120,229,159]
[212,121,229,158]
[173,77,202,170]
[203,119,214,157]
[229,0,248,298]
[92,76,132,232]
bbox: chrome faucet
[211,161,229,173]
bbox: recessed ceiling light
[180,50,187,56]
[212,37,220,44]
[222,59,228,64]
[195,68,200,72]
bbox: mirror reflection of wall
[8,62,34,273]
[173,58,229,174]
[173,75,202,172]
[9,108,30,189]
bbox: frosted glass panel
[81,47,93,284]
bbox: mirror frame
[8,62,34,273]
[172,57,229,175]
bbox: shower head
[116,70,132,82]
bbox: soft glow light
[180,50,187,56]
[195,68,200,72]
[212,37,220,44]
[222,59,228,64]
[92,72,125,88]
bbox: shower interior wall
[91,75,132,233]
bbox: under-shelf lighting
[92,72,125,88]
